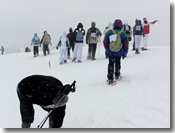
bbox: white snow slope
[0,44,170,128]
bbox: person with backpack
[132,19,138,51]
[86,22,102,60]
[103,19,129,85]
[41,31,52,56]
[142,17,158,50]
[72,23,85,63]
[57,31,70,64]
[17,75,75,128]
[103,22,113,59]
[66,27,74,59]
[31,33,41,57]
[122,20,132,42]
[133,20,145,54]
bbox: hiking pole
[98,37,101,56]
[37,81,76,128]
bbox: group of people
[18,18,157,128]
[31,31,52,57]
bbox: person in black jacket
[66,27,74,59]
[72,23,85,62]
[17,75,74,128]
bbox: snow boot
[22,122,31,128]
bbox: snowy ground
[0,44,170,128]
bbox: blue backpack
[76,31,84,41]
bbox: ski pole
[98,37,101,56]
[37,93,65,128]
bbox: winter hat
[113,19,123,28]
[77,23,83,29]
[44,31,47,34]
[143,17,147,21]
[91,22,96,28]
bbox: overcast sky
[0,0,171,53]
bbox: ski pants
[133,37,135,50]
[59,47,67,64]
[67,44,74,57]
[87,43,97,59]
[43,43,50,55]
[107,56,121,80]
[143,34,149,49]
[134,35,142,53]
[73,43,83,61]
[17,88,66,128]
[33,46,39,56]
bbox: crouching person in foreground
[17,75,76,128]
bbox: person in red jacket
[142,17,158,50]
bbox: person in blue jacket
[103,19,129,85]
[31,33,41,57]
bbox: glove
[31,44,32,45]
[40,45,41,47]
[122,53,126,59]
[56,46,58,50]
[53,92,68,107]
[62,84,72,95]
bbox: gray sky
[0,0,170,53]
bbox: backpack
[109,29,122,52]
[76,30,84,41]
[34,37,39,44]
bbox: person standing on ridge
[72,23,85,63]
[31,33,41,57]
[142,17,158,50]
[103,19,129,85]
[86,22,102,60]
[41,31,52,56]
[67,27,74,59]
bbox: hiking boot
[78,60,82,63]
[107,79,114,85]
[91,57,96,61]
[135,48,138,53]
[64,60,67,63]
[72,58,76,62]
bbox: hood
[91,22,96,28]
[123,20,128,25]
[44,31,48,35]
[34,33,37,37]
[77,23,83,29]
[113,19,123,28]
[136,20,142,25]
[69,27,73,32]
[62,31,67,37]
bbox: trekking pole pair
[37,81,76,128]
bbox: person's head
[34,33,37,37]
[136,20,142,25]
[113,19,123,30]
[43,31,47,34]
[62,31,67,37]
[135,19,138,24]
[143,17,148,24]
[91,22,96,28]
[77,23,83,29]
[69,27,73,32]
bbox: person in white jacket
[57,31,70,64]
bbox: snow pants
[73,43,83,61]
[135,35,142,53]
[17,88,66,128]
[33,46,39,56]
[107,56,121,80]
[43,43,50,56]
[59,47,67,64]
[143,34,149,49]
[87,43,97,59]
